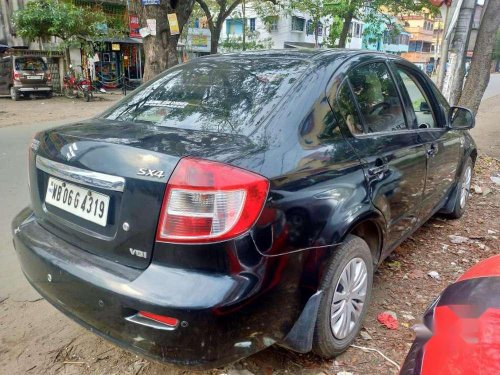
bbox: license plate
[45,177,110,226]
[27,75,42,79]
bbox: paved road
[482,73,500,100]
[0,96,120,300]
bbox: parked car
[401,255,500,374]
[0,55,53,100]
[12,50,476,369]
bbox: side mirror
[420,101,430,112]
[447,106,475,130]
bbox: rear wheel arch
[348,219,383,265]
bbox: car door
[391,61,461,219]
[333,60,427,253]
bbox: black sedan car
[12,50,476,368]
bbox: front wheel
[313,235,374,358]
[63,85,76,99]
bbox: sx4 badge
[137,168,165,178]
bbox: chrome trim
[36,156,125,192]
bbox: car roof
[201,49,397,64]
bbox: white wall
[221,7,329,49]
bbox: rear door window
[348,62,407,133]
[14,57,47,71]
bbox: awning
[89,37,143,45]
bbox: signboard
[129,15,141,38]
[146,19,157,36]
[168,13,180,35]
[111,43,120,51]
[139,27,151,38]
[186,28,211,53]
[142,0,160,5]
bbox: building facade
[400,12,436,70]
[219,6,364,50]
[362,16,410,55]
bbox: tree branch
[195,0,216,32]
[222,0,243,21]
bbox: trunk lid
[30,119,255,269]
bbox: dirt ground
[0,93,499,375]
[0,94,122,128]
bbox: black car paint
[12,50,476,368]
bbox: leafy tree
[220,32,273,51]
[290,0,328,47]
[330,0,431,48]
[14,0,108,70]
[255,0,429,48]
[195,0,277,54]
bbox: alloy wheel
[330,257,368,339]
[460,165,472,209]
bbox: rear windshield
[15,57,47,71]
[101,57,308,135]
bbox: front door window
[396,67,436,129]
[348,62,407,133]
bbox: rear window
[101,57,308,135]
[15,57,47,71]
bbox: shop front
[90,38,143,89]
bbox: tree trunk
[441,0,476,105]
[140,0,194,82]
[338,10,354,48]
[64,46,71,74]
[210,25,222,54]
[458,0,500,114]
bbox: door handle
[427,143,439,157]
[368,160,389,178]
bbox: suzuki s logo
[137,168,165,179]
[129,248,147,258]
[65,143,78,161]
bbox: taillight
[46,72,52,81]
[156,157,269,243]
[13,71,20,81]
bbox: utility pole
[242,0,246,51]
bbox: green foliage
[220,32,273,52]
[14,0,109,45]
[493,28,500,60]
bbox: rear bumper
[13,83,52,92]
[12,208,296,368]
[18,87,52,92]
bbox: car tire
[445,157,473,219]
[10,87,20,101]
[45,91,53,99]
[312,234,373,358]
